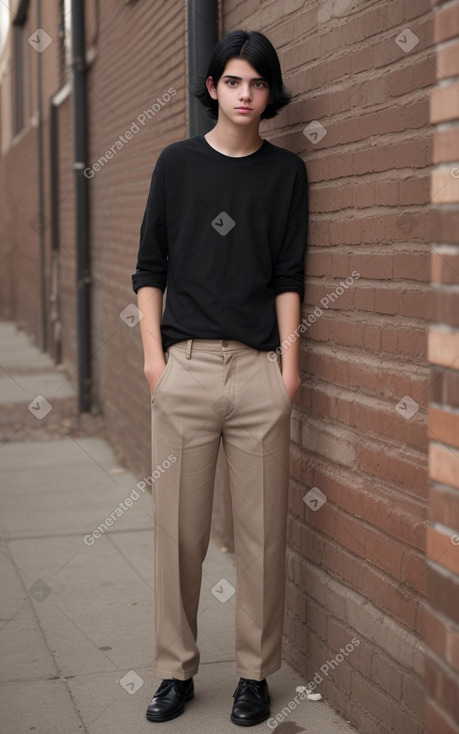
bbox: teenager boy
[132,29,308,726]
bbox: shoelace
[154,679,183,698]
[234,679,266,699]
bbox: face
[206,57,271,125]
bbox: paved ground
[0,321,358,734]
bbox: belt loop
[186,339,193,359]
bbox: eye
[225,79,239,87]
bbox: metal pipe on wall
[36,0,47,352]
[187,0,219,137]
[71,0,91,413]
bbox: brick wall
[425,0,459,731]
[221,0,434,731]
[0,1,61,344]
[86,0,187,472]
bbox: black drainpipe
[71,0,91,413]
[187,0,219,136]
[36,0,47,351]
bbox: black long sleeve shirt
[132,134,308,352]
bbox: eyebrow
[222,74,267,82]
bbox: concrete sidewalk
[0,322,358,734]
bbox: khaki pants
[150,338,292,681]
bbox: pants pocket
[150,351,173,403]
[272,354,293,409]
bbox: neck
[205,117,263,157]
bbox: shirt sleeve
[131,152,168,294]
[272,159,308,302]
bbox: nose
[239,83,252,101]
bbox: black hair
[194,29,291,120]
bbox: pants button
[222,340,229,347]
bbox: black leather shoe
[230,677,270,726]
[146,677,194,722]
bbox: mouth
[235,107,252,112]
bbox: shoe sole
[230,709,270,727]
[145,691,194,722]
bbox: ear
[206,76,218,100]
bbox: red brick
[305,495,336,537]
[434,128,459,166]
[389,65,416,98]
[353,253,393,280]
[363,484,426,549]
[428,565,459,626]
[425,651,459,723]
[352,563,419,629]
[428,207,459,245]
[433,288,459,328]
[321,538,365,591]
[428,328,459,370]
[358,443,428,496]
[331,253,351,278]
[446,625,459,675]
[305,251,333,277]
[307,463,366,518]
[431,85,459,124]
[393,251,430,281]
[329,318,365,348]
[403,550,428,596]
[399,175,431,205]
[422,603,447,655]
[406,98,431,130]
[437,38,459,78]
[364,526,405,579]
[426,697,459,734]
[430,366,459,408]
[361,215,387,244]
[429,484,459,529]
[343,218,362,245]
[363,322,381,350]
[374,287,400,315]
[333,511,366,557]
[429,441,459,490]
[432,167,459,204]
[428,406,459,449]
[431,249,459,284]
[427,525,459,575]
[434,3,459,43]
[399,287,432,320]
